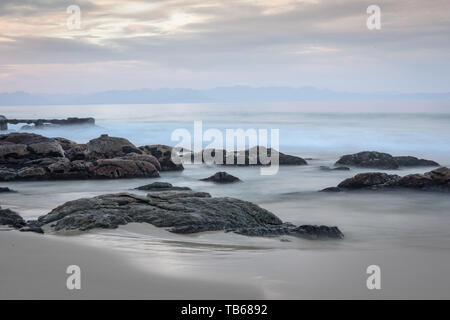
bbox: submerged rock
[323,167,450,192]
[19,225,44,234]
[36,192,343,240]
[135,182,191,191]
[319,166,350,171]
[320,187,342,192]
[335,151,439,169]
[0,187,16,193]
[200,171,241,183]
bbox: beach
[1,103,450,299]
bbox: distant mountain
[1,86,450,105]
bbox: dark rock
[139,144,184,171]
[338,172,401,189]
[135,182,191,191]
[336,151,440,169]
[0,187,16,193]
[396,167,450,191]
[326,167,450,192]
[0,115,7,131]
[196,146,307,166]
[320,187,342,192]
[319,166,350,171]
[200,171,241,183]
[36,192,344,240]
[293,225,344,240]
[0,206,26,228]
[336,151,398,169]
[19,226,44,234]
[393,156,440,167]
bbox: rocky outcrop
[86,134,142,160]
[0,133,65,164]
[200,171,241,183]
[0,133,161,181]
[322,167,450,192]
[34,191,343,240]
[337,172,401,189]
[139,144,184,171]
[335,151,439,169]
[0,206,26,228]
[135,182,191,191]
[195,146,307,166]
[393,156,440,167]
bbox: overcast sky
[1,0,449,94]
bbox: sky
[0,0,450,94]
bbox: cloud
[0,0,450,93]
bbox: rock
[319,166,350,171]
[0,187,16,193]
[139,144,184,171]
[86,134,142,160]
[336,151,440,169]
[200,171,241,183]
[0,167,17,181]
[293,225,344,240]
[397,167,450,191]
[393,156,440,167]
[17,167,47,179]
[0,115,7,131]
[0,133,161,181]
[320,187,342,192]
[53,137,87,160]
[196,146,307,166]
[325,167,450,192]
[36,192,344,240]
[53,137,78,150]
[0,133,65,164]
[336,151,398,169]
[19,226,44,234]
[135,182,191,191]
[337,172,401,189]
[87,158,159,179]
[0,206,26,228]
[120,153,161,171]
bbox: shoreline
[0,230,264,299]
[2,228,450,299]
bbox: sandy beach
[0,230,263,299]
[2,224,450,299]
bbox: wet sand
[0,230,263,299]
